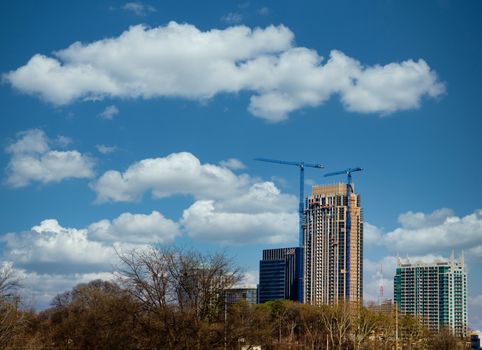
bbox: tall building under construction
[394,255,467,337]
[303,183,363,304]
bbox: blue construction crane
[254,158,324,247]
[324,167,363,300]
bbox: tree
[298,304,324,350]
[116,247,242,349]
[39,279,140,350]
[398,314,430,350]
[429,327,464,350]
[319,302,352,350]
[0,263,20,299]
[352,306,380,350]
[0,263,22,349]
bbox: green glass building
[394,254,467,337]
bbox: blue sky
[1,0,482,329]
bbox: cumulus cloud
[215,181,297,214]
[177,179,298,244]
[219,158,246,170]
[99,105,119,119]
[1,211,180,274]
[2,219,115,273]
[3,22,444,121]
[122,2,156,16]
[380,208,482,257]
[397,208,454,229]
[91,152,298,243]
[364,222,384,246]
[17,268,114,309]
[5,129,95,187]
[181,200,297,244]
[88,211,180,244]
[91,152,252,202]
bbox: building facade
[225,287,257,305]
[258,247,302,303]
[394,254,467,337]
[303,183,363,305]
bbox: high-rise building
[258,247,302,303]
[225,287,257,305]
[303,183,363,305]
[394,254,467,337]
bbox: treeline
[1,248,465,349]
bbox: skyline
[1,0,482,330]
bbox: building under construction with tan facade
[303,183,363,305]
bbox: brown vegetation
[0,248,467,349]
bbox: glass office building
[258,247,302,303]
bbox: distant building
[258,247,302,303]
[225,287,257,305]
[394,254,467,337]
[367,299,396,316]
[470,332,481,350]
[303,183,363,304]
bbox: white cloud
[5,129,95,187]
[96,144,117,154]
[364,222,384,246]
[381,209,482,257]
[88,211,180,244]
[91,152,252,202]
[236,270,259,289]
[122,2,156,16]
[341,58,444,114]
[2,219,115,273]
[181,200,298,244]
[397,208,454,229]
[91,152,298,244]
[4,22,444,121]
[16,268,114,309]
[99,105,119,120]
[1,211,179,274]
[219,158,246,170]
[221,12,243,24]
[215,181,297,214]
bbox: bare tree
[320,302,352,350]
[115,247,242,349]
[0,263,21,349]
[352,306,380,350]
[0,263,20,299]
[298,304,324,349]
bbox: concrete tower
[303,183,363,305]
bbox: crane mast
[254,158,324,247]
[255,158,324,303]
